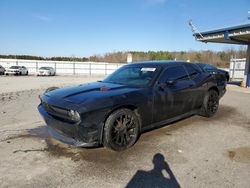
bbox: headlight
[68,110,81,122]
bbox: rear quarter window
[184,64,199,78]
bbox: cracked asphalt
[0,76,249,188]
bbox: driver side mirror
[166,78,176,86]
[158,78,176,90]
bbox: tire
[103,108,140,151]
[199,89,219,117]
[26,71,28,75]
[19,72,22,76]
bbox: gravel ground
[0,76,249,188]
[0,75,104,93]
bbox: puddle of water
[1,126,49,142]
[27,126,49,138]
[227,146,250,164]
[7,126,150,167]
[45,137,146,164]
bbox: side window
[194,64,203,72]
[184,64,199,78]
[205,64,216,70]
[159,66,189,83]
[203,64,217,72]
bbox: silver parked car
[0,65,5,75]
[37,67,56,76]
[5,66,29,75]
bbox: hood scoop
[100,87,110,91]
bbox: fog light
[68,110,81,122]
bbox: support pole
[243,45,250,87]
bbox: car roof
[125,60,193,68]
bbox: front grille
[42,101,74,123]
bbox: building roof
[194,23,250,44]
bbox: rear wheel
[199,89,219,117]
[103,108,140,151]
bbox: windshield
[10,66,21,69]
[40,67,51,70]
[103,66,159,87]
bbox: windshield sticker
[141,68,156,72]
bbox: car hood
[44,82,141,104]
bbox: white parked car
[37,67,56,76]
[0,65,5,75]
[5,66,28,75]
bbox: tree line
[0,48,246,67]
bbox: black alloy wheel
[199,89,219,117]
[207,91,219,114]
[103,109,140,151]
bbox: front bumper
[38,104,99,147]
[38,72,50,76]
[5,71,20,75]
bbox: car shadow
[126,153,180,188]
[140,113,195,136]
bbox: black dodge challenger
[38,61,227,151]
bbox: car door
[183,63,205,110]
[22,66,27,74]
[20,66,24,74]
[153,65,194,123]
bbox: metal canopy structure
[193,23,250,87]
[194,23,250,44]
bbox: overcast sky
[0,0,249,57]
